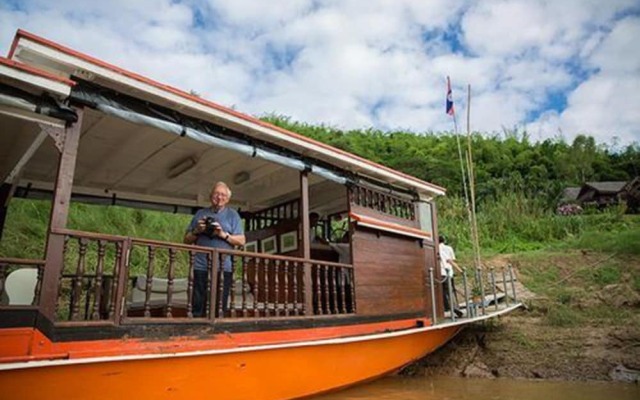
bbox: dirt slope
[408,251,640,383]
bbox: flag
[446,76,455,116]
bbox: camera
[203,216,220,238]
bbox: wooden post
[300,171,313,315]
[209,250,220,319]
[39,107,84,322]
[430,200,443,318]
[0,183,10,241]
[112,238,130,325]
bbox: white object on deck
[5,268,37,305]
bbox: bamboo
[465,84,482,271]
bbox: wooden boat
[0,30,521,400]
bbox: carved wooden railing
[49,229,354,325]
[312,260,356,315]
[350,185,415,220]
[244,199,300,231]
[0,257,45,308]
[56,230,128,323]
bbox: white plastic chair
[5,268,38,305]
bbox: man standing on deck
[439,235,463,318]
[184,182,245,317]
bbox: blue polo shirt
[187,207,244,272]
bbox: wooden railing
[426,263,520,324]
[349,185,415,220]
[312,260,355,315]
[56,231,127,322]
[46,229,355,325]
[0,257,45,307]
[244,199,299,231]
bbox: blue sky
[1,0,639,146]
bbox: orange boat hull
[1,325,460,400]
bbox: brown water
[313,376,640,400]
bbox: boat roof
[1,29,444,212]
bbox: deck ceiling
[0,108,346,213]
[6,30,445,200]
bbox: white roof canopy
[1,30,445,215]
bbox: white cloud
[529,16,640,144]
[0,0,638,145]
[589,17,640,73]
[462,1,555,57]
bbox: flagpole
[447,77,472,255]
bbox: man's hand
[184,218,205,244]
[213,223,226,239]
[193,218,206,235]
[448,259,464,274]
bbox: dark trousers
[442,276,458,311]
[193,270,233,317]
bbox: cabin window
[417,201,434,239]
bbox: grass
[438,193,640,256]
[545,304,583,327]
[578,262,622,286]
[510,330,539,349]
[0,199,190,259]
[434,194,639,330]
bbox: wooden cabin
[576,181,626,209]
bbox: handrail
[55,228,354,268]
[52,228,129,242]
[0,257,46,265]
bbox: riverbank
[408,250,640,383]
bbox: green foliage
[436,191,640,256]
[262,114,639,203]
[262,117,640,257]
[572,223,640,255]
[0,199,50,259]
[521,262,561,293]
[0,199,190,263]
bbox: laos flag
[446,76,455,116]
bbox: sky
[1,0,639,146]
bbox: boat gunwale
[0,303,522,371]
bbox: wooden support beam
[0,183,10,241]
[2,129,48,185]
[0,125,56,244]
[300,171,313,315]
[40,107,84,321]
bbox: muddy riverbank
[408,251,640,383]
[409,313,640,382]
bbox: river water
[313,376,640,400]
